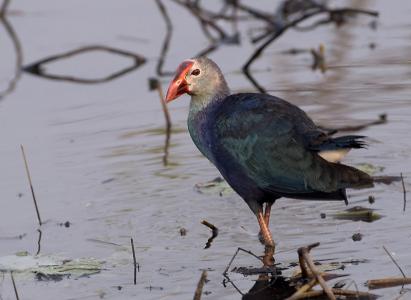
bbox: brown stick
[290,288,377,300]
[193,270,207,300]
[297,247,311,278]
[11,272,20,300]
[201,220,219,249]
[286,278,317,300]
[367,277,411,290]
[21,145,42,226]
[300,244,336,300]
[401,173,406,212]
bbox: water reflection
[23,45,146,84]
[0,8,22,101]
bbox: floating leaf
[0,254,103,280]
[332,206,383,223]
[194,177,233,196]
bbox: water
[0,0,411,299]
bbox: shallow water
[0,0,411,299]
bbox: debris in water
[310,43,326,73]
[101,178,115,184]
[352,233,363,242]
[179,228,187,236]
[145,285,164,291]
[59,221,71,228]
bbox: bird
[165,56,374,250]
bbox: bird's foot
[263,245,275,267]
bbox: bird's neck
[187,82,229,162]
[189,83,230,115]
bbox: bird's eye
[191,69,201,76]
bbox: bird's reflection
[223,245,297,299]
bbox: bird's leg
[264,202,273,226]
[258,202,273,245]
[257,211,275,266]
[257,210,275,249]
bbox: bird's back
[202,93,372,205]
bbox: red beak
[165,60,194,103]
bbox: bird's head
[165,57,229,103]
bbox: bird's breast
[188,109,216,164]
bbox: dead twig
[21,145,42,226]
[10,272,20,300]
[201,220,219,249]
[131,238,139,285]
[297,246,311,278]
[401,173,406,212]
[299,243,336,300]
[148,78,172,166]
[366,277,411,290]
[286,278,317,300]
[383,246,407,279]
[36,229,42,256]
[193,270,207,300]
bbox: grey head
[165,57,230,107]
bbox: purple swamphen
[165,57,373,249]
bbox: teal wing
[211,93,371,195]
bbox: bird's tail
[321,135,367,151]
